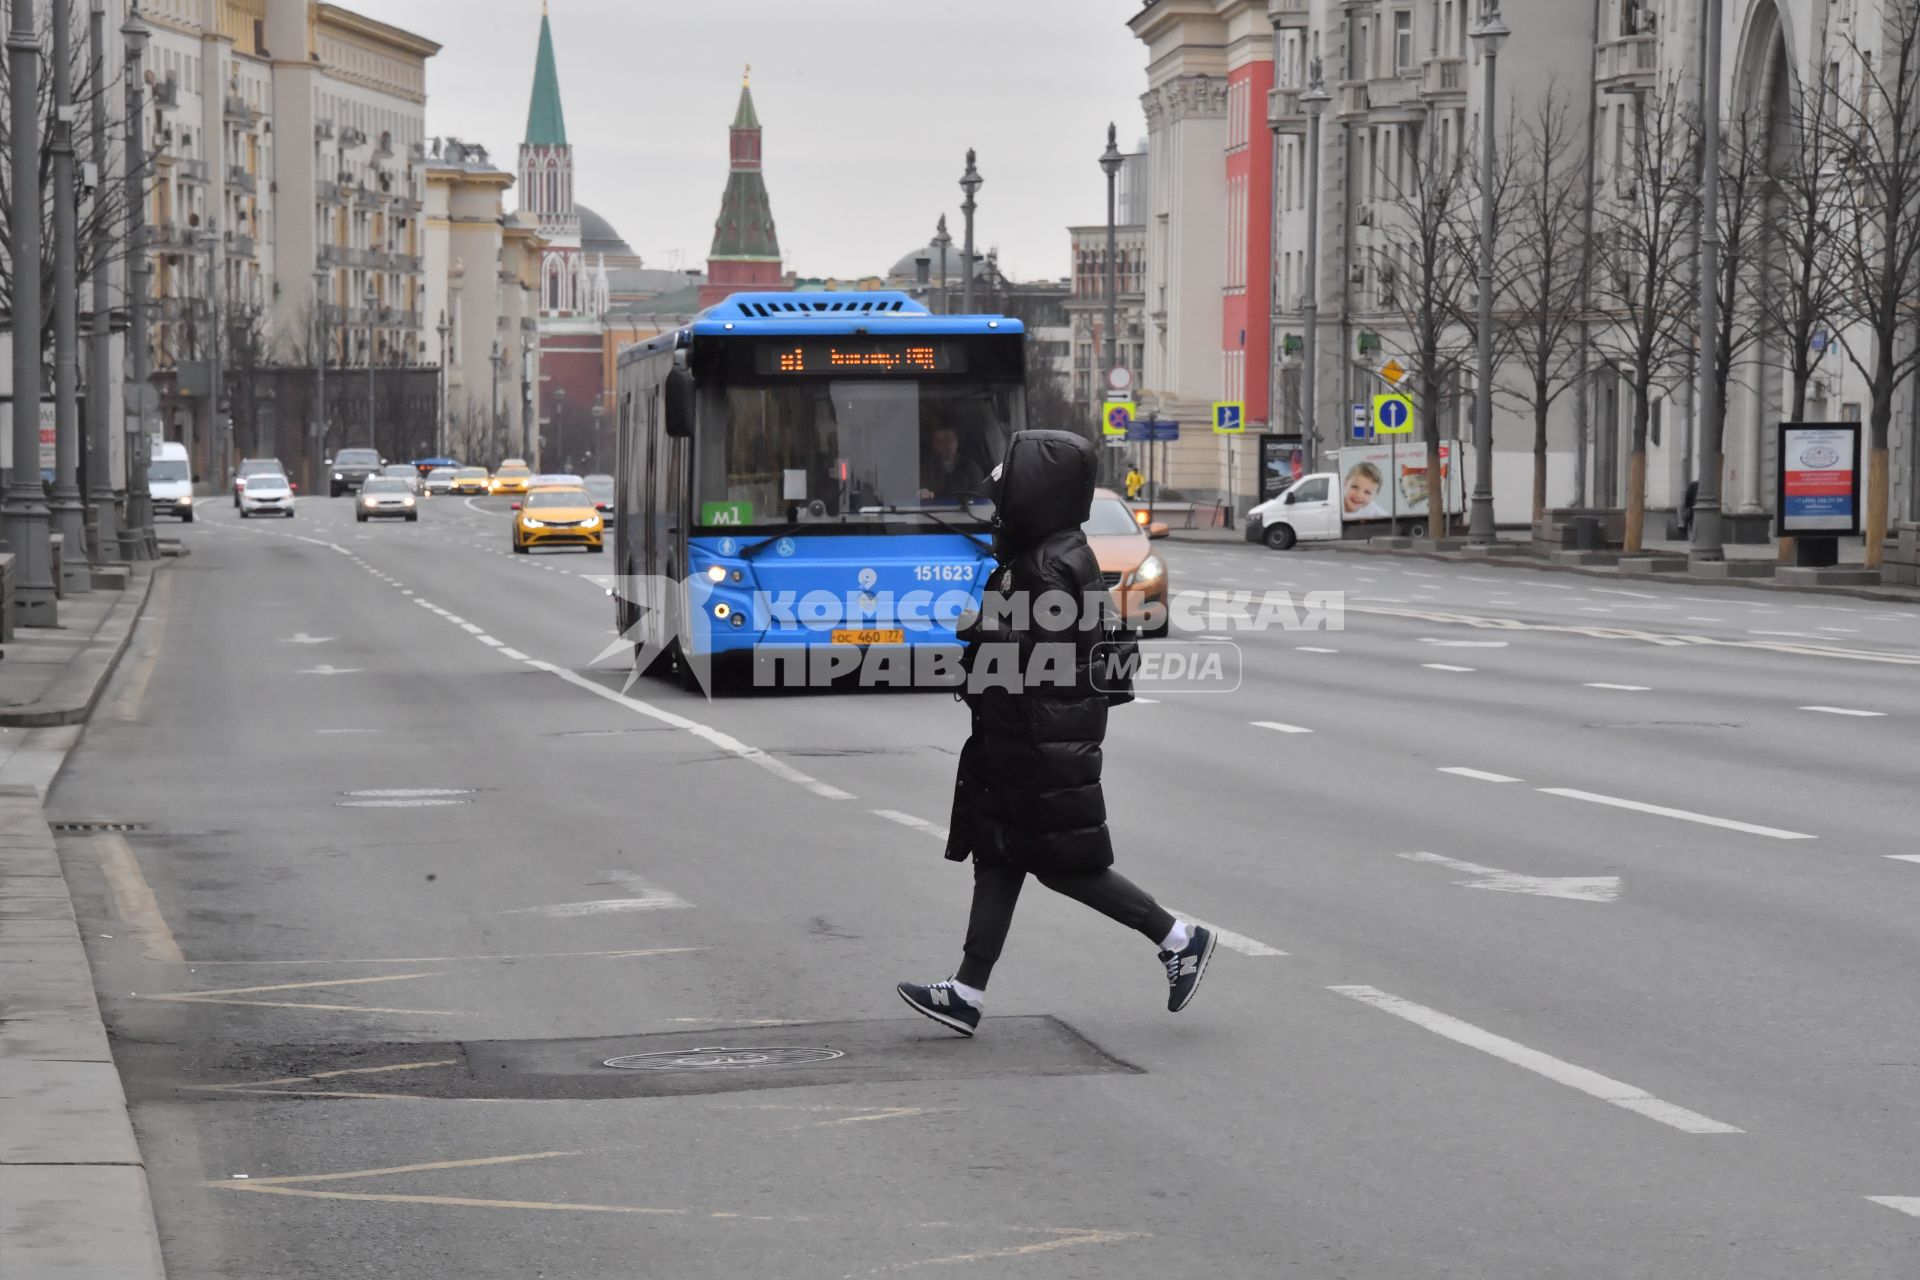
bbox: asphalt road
[50,490,1920,1278]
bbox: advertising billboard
[1337,441,1459,522]
[1776,423,1862,536]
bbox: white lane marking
[1420,638,1509,648]
[315,729,381,735]
[1749,629,1822,639]
[1330,986,1742,1133]
[476,635,504,647]
[1591,587,1659,599]
[1537,788,1816,841]
[1799,705,1886,717]
[1584,682,1651,691]
[1422,663,1475,672]
[1168,912,1287,957]
[507,872,692,918]
[531,661,856,801]
[296,665,362,676]
[346,788,474,798]
[1133,697,1161,704]
[459,622,485,635]
[1398,851,1620,903]
[498,647,530,661]
[1198,633,1235,641]
[1885,856,1920,866]
[1684,616,1725,623]
[1294,645,1339,654]
[1438,767,1521,783]
[279,633,334,644]
[338,798,470,809]
[1818,627,1860,633]
[872,809,950,841]
[1867,1197,1920,1219]
[1251,721,1314,735]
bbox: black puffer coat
[945,430,1115,876]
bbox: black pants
[955,859,1177,990]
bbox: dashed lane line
[872,809,950,841]
[1886,856,1920,866]
[1867,1197,1920,1219]
[1422,663,1475,673]
[1535,788,1816,841]
[1166,913,1288,957]
[1330,985,1742,1134]
[1437,767,1521,783]
[1584,682,1651,691]
[1798,705,1886,718]
[1251,721,1313,735]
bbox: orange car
[1083,487,1170,636]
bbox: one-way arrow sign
[1398,851,1620,903]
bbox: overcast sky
[388,1,1150,282]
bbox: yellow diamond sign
[1380,358,1408,385]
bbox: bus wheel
[1263,523,1296,551]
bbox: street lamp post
[1467,1,1508,545]
[4,0,57,622]
[118,4,154,561]
[1690,0,1727,563]
[48,0,91,590]
[85,0,119,556]
[196,223,221,489]
[364,280,378,454]
[932,216,952,316]
[590,394,604,471]
[489,340,503,463]
[520,333,533,463]
[553,386,566,471]
[1100,124,1125,382]
[312,267,327,494]
[959,150,982,315]
[435,310,451,460]
[1300,62,1331,471]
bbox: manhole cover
[50,820,150,834]
[603,1046,844,1072]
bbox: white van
[1245,472,1342,550]
[148,440,194,522]
[1246,444,1465,550]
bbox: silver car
[238,472,295,518]
[356,476,418,522]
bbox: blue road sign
[1125,420,1181,443]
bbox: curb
[0,565,170,1278]
[0,562,163,728]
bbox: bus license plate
[831,628,904,645]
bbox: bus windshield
[694,379,1018,530]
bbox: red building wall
[1222,58,1275,426]
[536,335,605,470]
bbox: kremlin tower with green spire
[700,68,790,307]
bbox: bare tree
[1499,90,1588,522]
[0,15,150,346]
[1024,332,1078,438]
[1591,83,1698,552]
[1758,64,1847,421]
[1695,100,1773,514]
[1367,113,1494,536]
[1823,0,1920,565]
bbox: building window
[1394,11,1414,73]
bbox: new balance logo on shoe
[930,988,950,1007]
[1179,955,1199,976]
[897,980,981,1037]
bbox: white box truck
[1244,441,1463,550]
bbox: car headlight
[333,472,342,480]
[584,514,601,528]
[1133,554,1165,583]
[521,517,544,528]
[401,496,415,507]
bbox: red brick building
[699,73,788,308]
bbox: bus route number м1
[914,564,976,582]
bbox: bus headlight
[713,601,732,620]
[706,564,727,583]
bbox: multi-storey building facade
[422,138,543,465]
[138,0,438,481]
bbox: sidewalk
[0,560,170,1279]
[1166,525,1920,604]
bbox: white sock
[1159,920,1191,953]
[947,980,986,1009]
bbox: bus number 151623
[913,564,977,582]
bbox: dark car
[328,447,383,497]
[583,473,614,514]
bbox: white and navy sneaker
[897,979,982,1037]
[1160,926,1217,1012]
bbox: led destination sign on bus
[752,340,969,376]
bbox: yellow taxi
[450,466,491,495]
[511,485,604,554]
[490,460,532,496]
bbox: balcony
[152,75,179,108]
[1368,73,1424,123]
[230,233,256,258]
[223,94,258,125]
[392,253,423,274]
[316,179,342,204]
[1596,33,1659,94]
[1267,0,1308,28]
[226,165,257,194]
[1268,85,1307,135]
[1421,56,1467,103]
[1334,80,1370,120]
[175,157,210,184]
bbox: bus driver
[919,421,987,505]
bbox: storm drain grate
[603,1047,845,1072]
[49,821,151,834]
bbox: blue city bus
[612,291,1026,686]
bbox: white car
[239,472,295,518]
[148,441,194,522]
